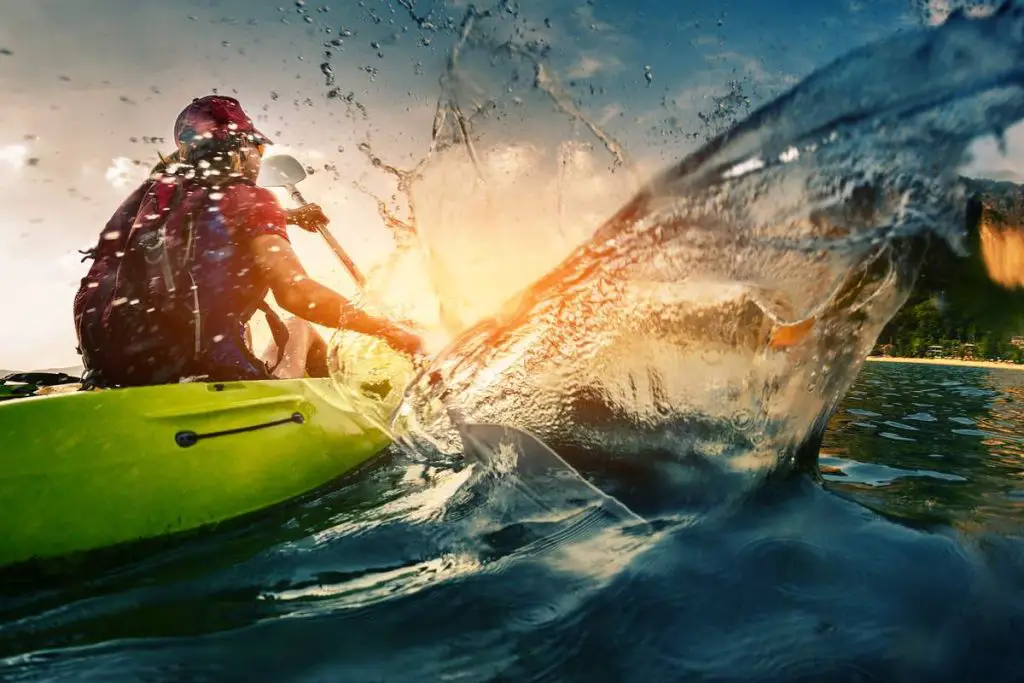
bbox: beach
[866,356,1024,371]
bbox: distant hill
[875,175,1024,359]
[970,169,1024,184]
[1,365,83,379]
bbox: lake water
[822,361,1024,533]
[2,361,1024,682]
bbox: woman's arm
[250,233,422,354]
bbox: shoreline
[866,356,1024,371]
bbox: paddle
[257,154,367,289]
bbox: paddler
[73,95,422,387]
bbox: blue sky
[0,0,1010,368]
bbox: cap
[173,95,272,148]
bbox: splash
[366,5,1024,507]
[328,0,647,402]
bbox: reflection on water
[823,361,1024,534]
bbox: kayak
[0,376,395,568]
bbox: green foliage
[876,177,1024,360]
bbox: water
[8,6,1024,682]
[823,362,1024,534]
[381,3,1024,506]
[3,362,1024,682]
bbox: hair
[173,134,256,184]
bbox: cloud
[566,55,622,79]
[703,50,797,91]
[0,144,28,170]
[922,0,998,26]
[691,34,722,47]
[573,4,614,33]
[597,103,624,126]
[961,120,1024,179]
[104,157,148,189]
[264,143,325,160]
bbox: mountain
[1,365,83,378]
[969,169,1024,184]
[875,175,1024,359]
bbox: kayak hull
[0,378,392,567]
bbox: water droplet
[321,61,336,86]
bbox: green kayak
[0,376,395,568]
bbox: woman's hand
[286,204,330,232]
[382,323,425,358]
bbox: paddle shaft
[287,184,367,289]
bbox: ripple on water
[881,421,919,432]
[879,432,915,442]
[951,428,989,438]
[848,409,882,418]
[819,456,967,487]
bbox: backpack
[96,176,208,385]
[74,177,155,378]
[77,174,292,386]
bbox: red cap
[173,95,272,148]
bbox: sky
[0,0,1016,370]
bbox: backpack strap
[257,301,290,373]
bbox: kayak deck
[0,378,393,567]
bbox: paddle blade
[257,154,308,188]
[459,423,647,526]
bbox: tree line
[873,177,1024,361]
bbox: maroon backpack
[73,178,154,371]
[74,172,290,386]
[74,173,210,385]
